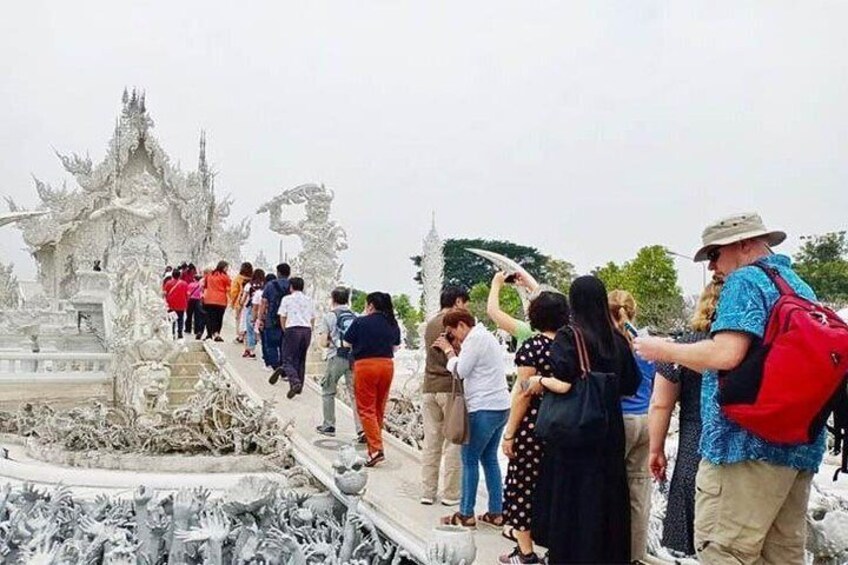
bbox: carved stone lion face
[332,445,367,495]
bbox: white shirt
[251,288,263,306]
[446,324,510,413]
[277,291,315,328]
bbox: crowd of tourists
[159,211,847,565]
[424,211,847,564]
[160,260,401,468]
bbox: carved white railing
[0,352,112,381]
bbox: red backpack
[718,264,848,451]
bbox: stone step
[169,363,215,377]
[174,351,213,364]
[168,390,194,406]
[168,375,198,392]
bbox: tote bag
[534,326,614,447]
[443,374,469,445]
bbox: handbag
[442,374,469,445]
[534,326,614,447]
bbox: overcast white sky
[2,2,846,298]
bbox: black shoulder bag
[534,326,615,447]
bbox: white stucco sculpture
[257,183,347,311]
[110,257,175,412]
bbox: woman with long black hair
[343,292,401,467]
[528,275,640,564]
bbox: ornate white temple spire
[198,130,208,177]
[421,211,444,321]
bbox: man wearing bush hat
[635,212,824,564]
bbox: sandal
[440,511,477,529]
[477,512,505,528]
[364,451,385,467]
[502,525,518,541]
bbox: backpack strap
[828,381,848,481]
[752,262,796,297]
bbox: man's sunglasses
[707,248,722,263]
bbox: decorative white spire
[421,211,444,320]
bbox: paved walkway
[210,339,512,564]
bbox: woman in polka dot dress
[499,291,570,564]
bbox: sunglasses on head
[707,247,722,263]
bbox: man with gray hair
[635,213,826,564]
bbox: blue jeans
[460,409,508,517]
[245,308,257,349]
[262,326,283,368]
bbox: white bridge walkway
[211,339,512,564]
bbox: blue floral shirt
[702,254,827,472]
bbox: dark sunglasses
[707,248,722,263]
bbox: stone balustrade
[0,352,112,381]
[0,351,114,409]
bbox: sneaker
[420,496,435,505]
[213,336,224,342]
[441,497,460,507]
[268,367,285,385]
[316,425,336,436]
[356,431,367,445]
[499,547,541,564]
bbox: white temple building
[7,88,249,299]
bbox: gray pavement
[213,339,512,564]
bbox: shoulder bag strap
[752,262,796,297]
[570,325,592,377]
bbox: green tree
[412,238,548,289]
[794,231,848,307]
[351,289,367,313]
[544,257,577,294]
[468,282,523,330]
[411,238,575,293]
[393,293,424,348]
[593,245,685,331]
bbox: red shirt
[164,279,189,312]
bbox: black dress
[503,334,553,532]
[532,327,639,564]
[655,331,705,557]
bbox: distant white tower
[421,213,444,321]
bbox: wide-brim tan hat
[693,212,786,262]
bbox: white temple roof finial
[198,130,207,173]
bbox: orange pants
[353,358,394,454]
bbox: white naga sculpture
[7,89,248,299]
[257,183,348,309]
[110,257,175,413]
